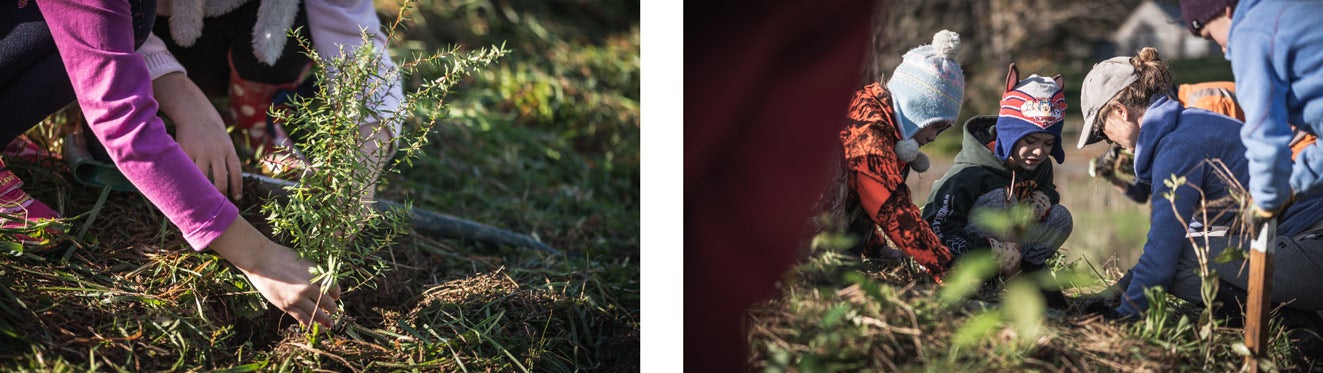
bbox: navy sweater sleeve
[1118,149,1205,316]
[1125,181,1152,203]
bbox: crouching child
[921,65,1074,304]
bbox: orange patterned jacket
[841,83,953,278]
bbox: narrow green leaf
[953,310,1001,348]
[938,251,997,304]
[821,303,850,328]
[1213,246,1247,264]
[1003,278,1045,343]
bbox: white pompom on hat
[893,139,931,172]
[886,30,966,140]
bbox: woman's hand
[152,72,244,200]
[210,216,342,328]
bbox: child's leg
[972,191,1069,307]
[969,189,1012,239]
[1018,204,1073,267]
[970,190,1023,273]
[1018,204,1073,309]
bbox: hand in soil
[242,242,342,328]
[210,216,343,328]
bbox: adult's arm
[1125,181,1152,203]
[1231,23,1295,213]
[1117,151,1205,316]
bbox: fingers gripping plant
[263,28,507,297]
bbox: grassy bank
[748,231,1308,371]
[0,0,638,371]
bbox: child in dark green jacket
[921,65,1074,277]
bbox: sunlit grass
[0,0,638,370]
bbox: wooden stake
[1245,218,1276,372]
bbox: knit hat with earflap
[995,64,1067,164]
[886,30,965,140]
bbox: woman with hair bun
[1077,48,1323,341]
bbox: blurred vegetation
[0,0,638,371]
[750,222,1306,371]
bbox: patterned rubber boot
[2,135,52,163]
[0,159,62,250]
[227,52,311,178]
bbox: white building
[1111,0,1220,59]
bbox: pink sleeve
[39,0,238,250]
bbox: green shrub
[263,31,507,297]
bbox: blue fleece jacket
[1117,95,1323,317]
[1227,0,1323,212]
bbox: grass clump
[750,212,1309,371]
[0,0,638,370]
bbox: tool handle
[1245,218,1276,372]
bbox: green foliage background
[384,0,640,257]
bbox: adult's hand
[1250,191,1295,227]
[210,216,342,328]
[152,72,244,200]
[1100,307,1137,323]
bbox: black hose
[244,173,562,256]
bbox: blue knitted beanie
[886,30,965,140]
[995,65,1067,164]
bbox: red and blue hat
[995,64,1067,164]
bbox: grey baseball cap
[1077,57,1139,149]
